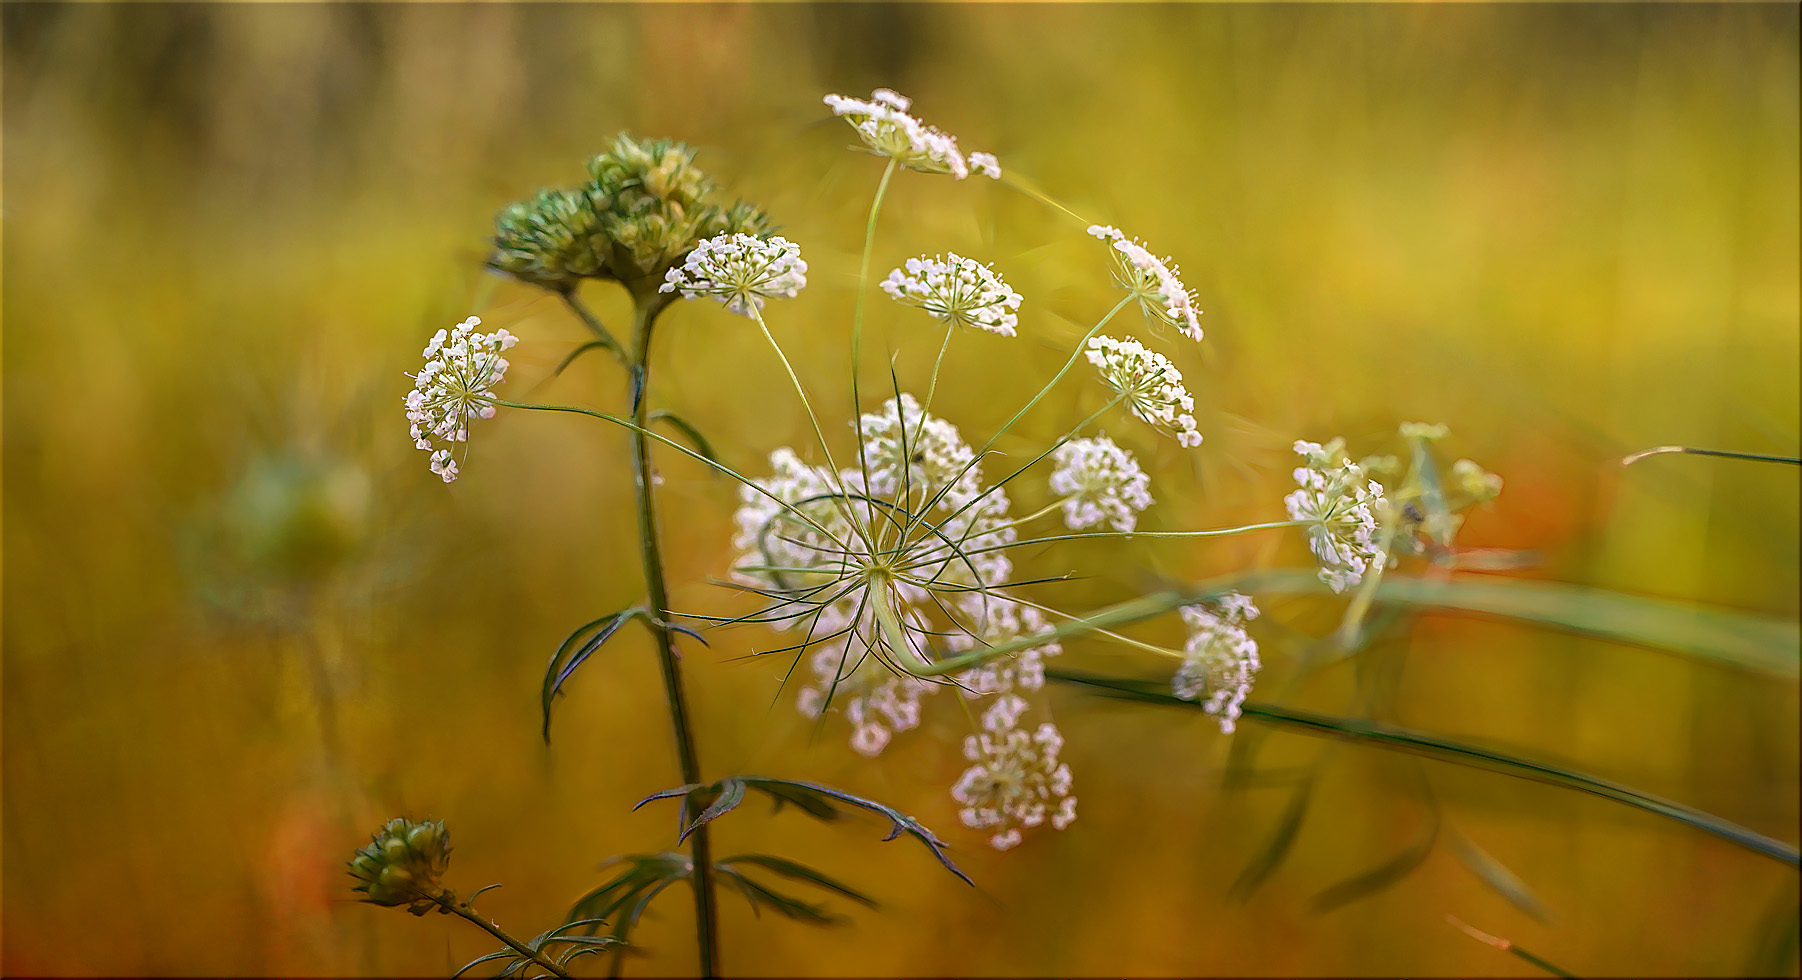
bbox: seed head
[347,818,453,914]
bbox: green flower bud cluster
[348,818,453,915]
[489,133,773,295]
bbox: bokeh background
[4,3,1798,977]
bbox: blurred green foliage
[3,4,1797,977]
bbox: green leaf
[1228,769,1315,902]
[1050,670,1800,868]
[1310,793,1440,913]
[543,608,643,743]
[680,777,746,844]
[649,410,720,468]
[740,776,975,886]
[1449,827,1552,923]
[714,866,840,923]
[451,949,518,979]
[717,854,877,907]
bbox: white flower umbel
[733,399,1028,757]
[405,315,518,483]
[1284,440,1386,593]
[882,253,1022,337]
[660,234,807,317]
[1049,434,1154,532]
[1172,594,1261,733]
[858,394,982,508]
[823,89,1000,180]
[952,694,1077,850]
[1087,225,1203,342]
[1084,335,1203,448]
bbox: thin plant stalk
[431,893,574,980]
[565,291,721,977]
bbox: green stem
[850,159,900,404]
[434,894,573,980]
[559,290,631,369]
[623,298,720,977]
[974,294,1133,458]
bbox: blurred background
[4,4,1798,976]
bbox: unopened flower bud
[348,818,453,913]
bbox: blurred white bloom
[660,234,807,317]
[1284,440,1385,593]
[858,394,982,507]
[1049,434,1154,532]
[405,315,517,483]
[952,601,1062,696]
[1452,458,1504,503]
[1087,225,1203,342]
[1173,594,1261,733]
[882,252,1022,337]
[952,695,1077,850]
[823,89,998,180]
[1084,336,1203,448]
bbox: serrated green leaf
[1051,670,1800,868]
[715,866,840,923]
[451,949,518,979]
[739,776,974,885]
[543,608,642,743]
[680,777,745,843]
[717,854,877,907]
[1449,827,1552,923]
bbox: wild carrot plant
[354,87,1799,979]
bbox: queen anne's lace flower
[823,89,1000,180]
[1285,440,1386,593]
[1050,434,1154,532]
[1172,594,1261,733]
[405,316,517,483]
[1084,336,1203,448]
[952,694,1077,850]
[1087,225,1203,342]
[660,234,806,317]
[857,394,981,507]
[882,253,1022,337]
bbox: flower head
[952,695,1077,850]
[1084,335,1202,448]
[1284,440,1385,593]
[348,818,453,914]
[661,234,807,317]
[882,253,1022,337]
[857,394,982,507]
[405,316,517,483]
[1087,225,1203,342]
[1050,434,1154,532]
[823,89,999,180]
[1173,595,1261,733]
[1452,458,1504,503]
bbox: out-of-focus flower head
[1050,434,1154,532]
[952,695,1077,850]
[1173,594,1261,733]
